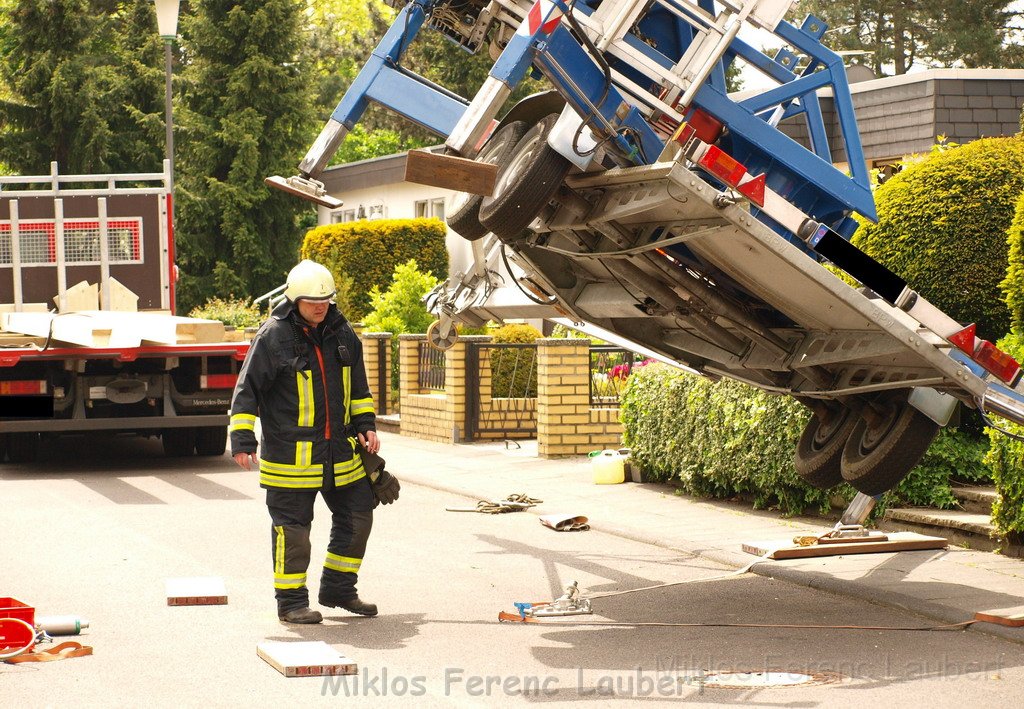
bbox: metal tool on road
[445,493,542,513]
[508,581,594,621]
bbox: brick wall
[536,338,623,457]
[358,332,392,415]
[388,334,623,454]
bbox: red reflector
[699,146,747,186]
[672,123,696,147]
[0,380,46,395]
[737,173,766,207]
[948,323,976,354]
[687,109,723,144]
[973,340,1022,385]
[200,374,238,390]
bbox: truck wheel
[479,113,571,241]
[794,406,857,489]
[162,427,196,457]
[195,425,228,456]
[841,400,940,495]
[447,121,529,241]
[7,432,39,463]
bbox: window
[0,218,143,266]
[332,209,356,224]
[414,198,446,220]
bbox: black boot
[322,596,378,617]
[279,607,323,624]
[342,597,378,616]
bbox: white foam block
[257,641,357,677]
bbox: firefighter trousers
[266,478,375,614]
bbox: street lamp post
[154,0,180,192]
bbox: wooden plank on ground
[741,532,947,560]
[974,607,1024,627]
[166,577,228,606]
[404,149,497,195]
[257,641,357,677]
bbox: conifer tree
[0,0,163,174]
[175,0,316,311]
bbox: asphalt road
[2,434,1023,707]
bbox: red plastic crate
[0,597,36,653]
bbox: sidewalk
[380,431,1024,644]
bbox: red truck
[0,163,248,462]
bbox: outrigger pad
[265,175,343,209]
[404,150,497,195]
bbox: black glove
[370,469,401,505]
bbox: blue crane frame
[314,0,876,245]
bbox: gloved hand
[371,470,401,505]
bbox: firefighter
[229,259,400,624]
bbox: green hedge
[490,323,541,398]
[985,332,1024,537]
[301,218,448,320]
[852,136,1024,341]
[620,364,990,517]
[1002,191,1024,333]
[188,296,264,329]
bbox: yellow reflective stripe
[260,473,322,488]
[230,413,256,432]
[274,573,306,590]
[274,526,285,575]
[296,371,314,427]
[334,469,366,487]
[343,366,351,424]
[295,441,312,467]
[324,552,361,574]
[260,459,321,475]
[333,456,362,474]
[350,397,374,416]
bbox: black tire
[447,121,529,241]
[195,425,228,456]
[841,400,940,495]
[7,432,39,463]
[162,427,197,457]
[794,406,858,489]
[479,114,572,241]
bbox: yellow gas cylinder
[589,449,625,484]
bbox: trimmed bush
[621,364,991,517]
[1002,192,1024,333]
[189,296,263,329]
[490,323,541,398]
[362,260,440,408]
[985,332,1024,538]
[852,136,1024,341]
[301,218,448,320]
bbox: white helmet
[285,259,336,302]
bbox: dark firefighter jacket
[229,299,376,490]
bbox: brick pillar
[536,338,593,458]
[359,332,392,415]
[398,334,425,408]
[448,335,491,442]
